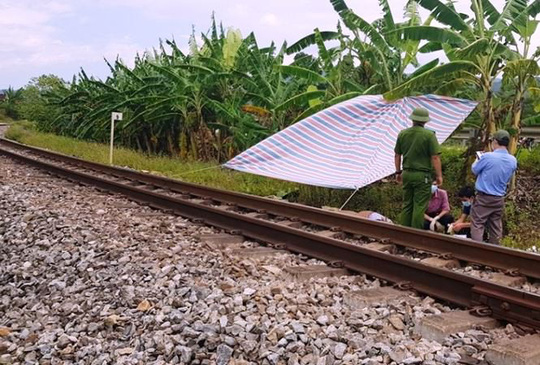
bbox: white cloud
[94,0,212,20]
[229,3,248,17]
[261,13,280,27]
[1,0,538,87]
[0,0,143,85]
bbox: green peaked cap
[410,107,430,123]
[493,130,510,141]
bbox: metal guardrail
[452,127,540,141]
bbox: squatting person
[394,108,443,229]
[424,184,454,232]
[470,130,517,244]
[450,186,475,237]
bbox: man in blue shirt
[470,130,517,244]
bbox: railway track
[1,137,540,332]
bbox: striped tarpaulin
[224,94,478,189]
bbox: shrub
[4,122,35,140]
[518,146,540,174]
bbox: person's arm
[434,209,450,221]
[455,213,467,224]
[432,155,443,186]
[395,154,402,183]
[429,133,443,186]
[394,134,403,183]
[471,155,487,176]
[424,213,433,222]
[454,219,471,231]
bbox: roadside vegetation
[5,122,297,197]
[6,122,540,248]
[0,110,14,124]
[1,0,539,248]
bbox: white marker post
[110,112,123,165]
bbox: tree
[17,75,66,124]
[42,19,303,161]
[1,87,23,119]
[329,0,437,91]
[499,0,540,153]
[279,0,436,120]
[384,0,540,154]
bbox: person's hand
[396,174,402,184]
[435,175,443,186]
[429,217,439,231]
[453,222,465,231]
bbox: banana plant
[278,27,366,121]
[382,0,538,149]
[279,0,435,121]
[499,0,540,153]
[503,58,540,153]
[329,0,433,91]
[235,34,309,129]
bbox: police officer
[394,108,443,229]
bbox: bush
[501,201,540,249]
[440,145,467,191]
[15,75,65,126]
[4,122,35,140]
[518,146,540,174]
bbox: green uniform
[395,126,441,229]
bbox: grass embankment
[3,122,409,217]
[5,122,540,249]
[5,123,297,197]
[0,111,14,124]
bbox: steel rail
[1,146,540,329]
[2,138,540,280]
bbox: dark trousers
[423,212,454,231]
[454,227,471,238]
[401,171,432,229]
[470,192,504,245]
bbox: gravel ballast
[0,156,519,364]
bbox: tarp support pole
[339,188,360,211]
[174,165,222,178]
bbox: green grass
[2,121,461,219]
[4,123,298,197]
[0,110,15,124]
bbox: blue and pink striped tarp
[224,94,477,189]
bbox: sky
[1,0,537,88]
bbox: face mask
[462,201,471,207]
[431,185,438,194]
